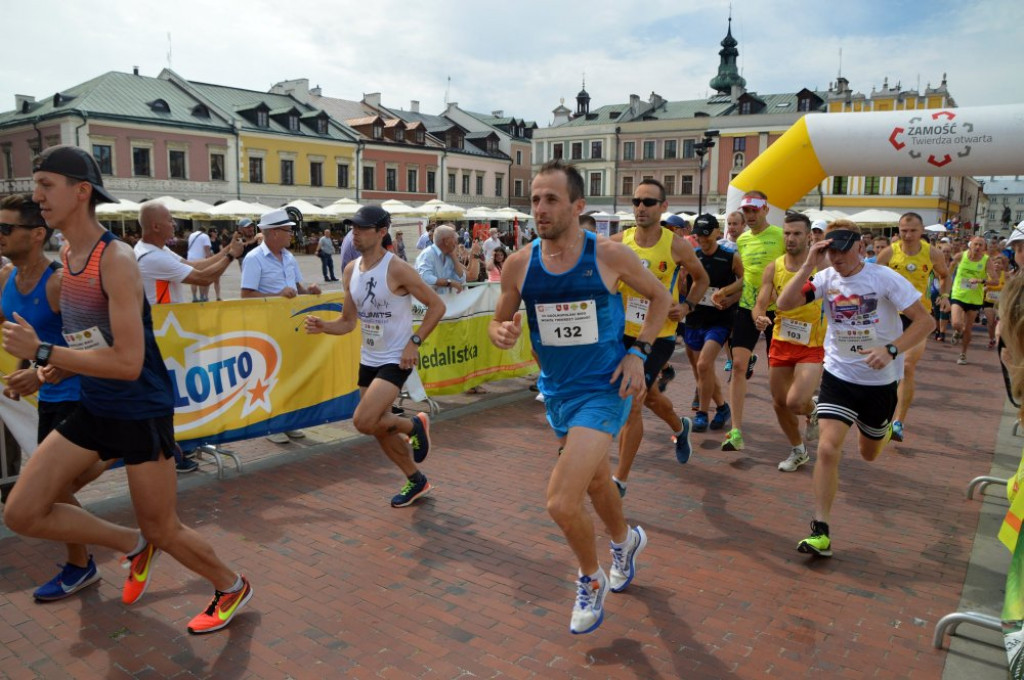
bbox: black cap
[32,145,117,204]
[825,229,860,252]
[693,213,719,236]
[344,205,391,229]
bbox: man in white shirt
[482,228,502,260]
[186,227,213,302]
[135,203,241,305]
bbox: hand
[711,290,726,308]
[470,241,482,256]
[400,342,419,370]
[612,353,647,400]
[448,280,464,293]
[38,365,69,384]
[305,284,322,296]
[3,367,41,399]
[279,286,298,299]
[754,314,772,332]
[228,237,244,258]
[806,239,831,270]
[492,312,522,350]
[667,301,684,322]
[858,346,892,370]
[305,315,325,334]
[939,297,951,313]
[1,312,41,361]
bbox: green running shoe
[720,427,744,451]
[797,520,832,557]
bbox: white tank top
[349,251,413,367]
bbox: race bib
[779,318,812,345]
[535,299,599,347]
[625,296,649,325]
[63,326,110,350]
[361,321,384,349]
[963,280,979,290]
[699,287,720,307]
[986,290,1001,303]
[834,326,877,354]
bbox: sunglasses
[631,197,661,207]
[0,222,44,235]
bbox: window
[516,150,523,165]
[514,179,524,198]
[310,161,323,187]
[256,110,269,127]
[733,137,746,152]
[132,147,151,177]
[642,141,656,160]
[363,166,375,190]
[337,164,349,188]
[250,157,264,183]
[622,176,634,196]
[740,101,752,115]
[589,173,602,197]
[475,174,483,196]
[570,142,582,160]
[832,176,847,195]
[553,143,563,159]
[288,115,299,132]
[93,144,113,174]
[427,170,436,194]
[732,152,745,169]
[896,176,914,195]
[415,129,425,144]
[623,141,635,160]
[798,98,812,112]
[683,139,695,159]
[448,173,456,194]
[663,175,675,196]
[169,150,187,179]
[463,174,471,194]
[664,140,677,159]
[407,168,418,193]
[372,124,383,140]
[681,175,693,195]
[210,153,225,181]
[495,175,503,197]
[386,168,397,192]
[281,159,294,185]
[591,141,603,159]
[2,147,12,179]
[317,118,328,134]
[864,176,881,195]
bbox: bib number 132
[553,325,583,340]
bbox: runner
[304,205,446,508]
[488,160,670,634]
[983,254,1008,349]
[611,179,708,494]
[751,213,826,472]
[1,146,251,634]
[949,236,997,365]
[875,212,950,442]
[776,222,932,557]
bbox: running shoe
[33,557,100,602]
[950,330,962,344]
[391,476,431,508]
[778,447,810,472]
[673,417,693,464]
[957,353,968,365]
[265,432,290,444]
[797,520,832,557]
[176,457,200,474]
[745,354,758,380]
[890,420,904,443]
[804,397,819,442]
[409,412,431,463]
[692,411,709,432]
[187,576,254,635]
[690,389,700,411]
[724,359,733,372]
[122,540,159,605]
[721,427,744,452]
[656,365,676,393]
[569,569,608,635]
[612,476,627,498]
[989,339,997,350]
[285,430,306,439]
[935,332,946,343]
[709,403,731,431]
[609,525,648,592]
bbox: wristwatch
[410,334,422,346]
[681,299,694,313]
[35,341,53,367]
[885,343,899,359]
[635,341,654,356]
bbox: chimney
[133,66,139,76]
[311,84,321,97]
[491,110,503,117]
[629,94,641,116]
[15,94,35,112]
[410,100,420,113]
[363,92,382,108]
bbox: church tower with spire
[575,77,590,117]
[709,14,746,100]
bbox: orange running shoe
[122,540,160,605]
[187,576,254,634]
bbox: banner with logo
[413,283,537,396]
[0,350,39,458]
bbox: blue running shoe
[612,476,627,498]
[34,557,100,602]
[891,421,904,443]
[692,411,709,432]
[724,359,733,372]
[673,417,693,464]
[709,402,731,431]
[409,412,431,463]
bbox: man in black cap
[1,145,251,633]
[776,221,932,559]
[235,217,260,269]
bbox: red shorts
[768,339,825,368]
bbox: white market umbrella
[847,208,902,225]
[285,199,330,219]
[148,195,199,217]
[381,199,418,216]
[414,199,465,220]
[924,223,949,233]
[206,200,271,220]
[183,198,215,214]
[96,198,141,217]
[492,207,532,221]
[464,206,497,220]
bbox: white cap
[1007,220,1024,246]
[810,219,828,232]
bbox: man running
[721,191,786,451]
[488,160,670,634]
[304,206,445,508]
[949,235,997,365]
[751,213,826,472]
[875,212,950,441]
[1,146,251,634]
[611,179,708,494]
[777,223,932,557]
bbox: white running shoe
[778,447,810,472]
[569,569,608,635]
[609,525,648,592]
[804,397,819,442]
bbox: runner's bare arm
[932,246,952,306]
[306,260,358,336]
[751,260,777,329]
[777,240,828,311]
[488,249,528,350]
[673,235,708,313]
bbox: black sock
[409,471,426,485]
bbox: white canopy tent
[285,199,331,219]
[414,199,465,220]
[324,198,363,217]
[380,199,418,216]
[925,223,950,233]
[847,208,903,225]
[492,207,532,221]
[96,198,142,218]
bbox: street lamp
[695,130,719,214]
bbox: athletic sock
[610,530,630,551]
[127,532,147,558]
[223,574,244,593]
[792,443,806,455]
[409,471,426,485]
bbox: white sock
[610,530,631,551]
[792,443,806,455]
[223,574,243,593]
[128,531,147,557]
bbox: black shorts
[56,407,176,465]
[951,298,983,313]
[982,300,995,310]
[358,363,413,389]
[815,370,898,440]
[623,335,676,389]
[37,400,79,444]
[731,308,774,352]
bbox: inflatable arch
[726,104,1024,224]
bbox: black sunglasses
[631,198,661,207]
[0,222,44,235]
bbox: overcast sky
[4,0,1020,126]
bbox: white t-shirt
[134,241,194,304]
[809,262,921,386]
[482,236,502,259]
[187,231,212,261]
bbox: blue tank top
[1,262,80,403]
[521,231,626,399]
[60,230,174,418]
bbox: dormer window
[257,110,269,127]
[488,139,498,153]
[317,118,328,134]
[147,99,170,113]
[372,124,383,140]
[416,129,425,144]
[288,115,299,132]
[191,104,210,118]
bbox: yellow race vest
[888,240,934,312]
[771,255,826,346]
[620,227,678,338]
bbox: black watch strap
[886,343,899,359]
[35,341,53,367]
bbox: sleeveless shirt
[349,251,414,367]
[771,255,826,346]
[888,240,934,312]
[619,227,677,338]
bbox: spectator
[414,224,481,294]
[487,246,507,282]
[394,231,407,261]
[340,228,359,272]
[482,228,502,261]
[416,223,435,250]
[316,228,339,282]
[186,226,213,302]
[235,218,260,269]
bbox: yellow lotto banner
[413,283,537,396]
[152,293,361,448]
[0,351,40,456]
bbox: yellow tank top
[620,227,678,338]
[771,255,826,346]
[985,270,1005,304]
[888,240,933,312]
